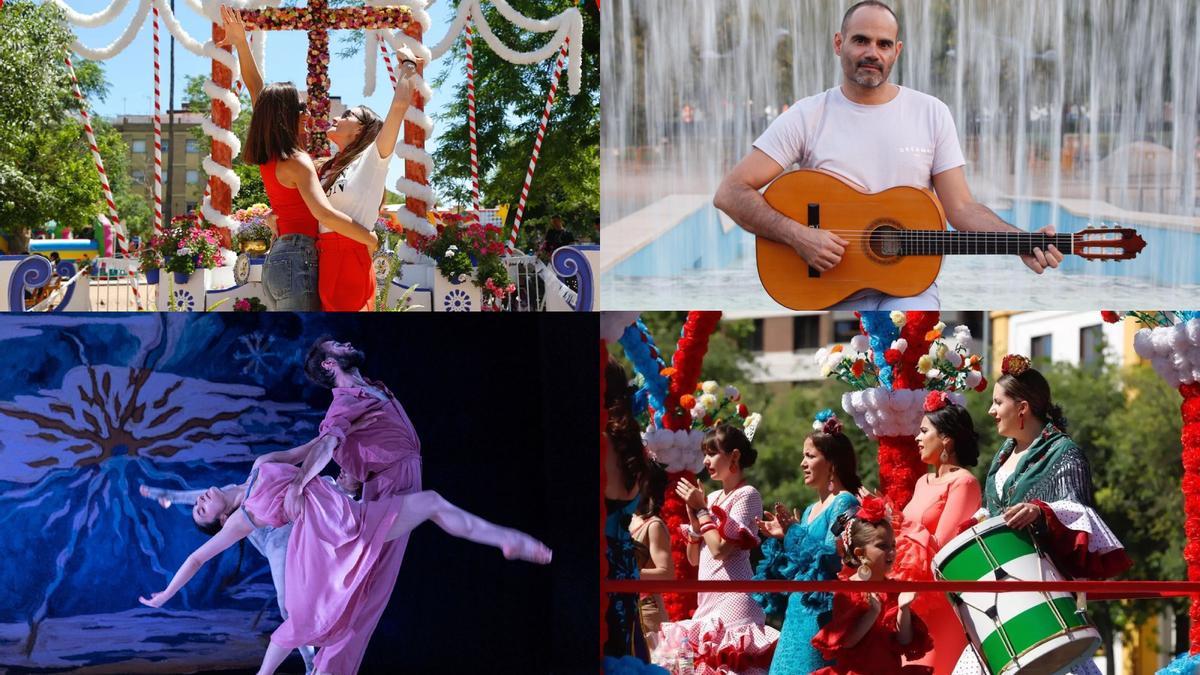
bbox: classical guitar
[757,169,1147,309]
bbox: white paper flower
[891,339,908,353]
[701,381,719,395]
[850,335,870,353]
[946,351,964,368]
[934,321,946,333]
[724,385,740,401]
[927,368,943,380]
[699,393,718,411]
[815,348,829,364]
[966,370,983,389]
[890,311,906,327]
[691,404,707,419]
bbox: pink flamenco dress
[657,484,779,674]
[890,471,981,674]
[240,461,408,673]
[811,575,934,675]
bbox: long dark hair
[998,367,1068,431]
[636,461,668,518]
[925,404,980,466]
[319,106,384,192]
[606,415,647,493]
[808,430,863,492]
[243,83,305,165]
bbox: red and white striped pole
[465,17,480,216]
[506,37,568,253]
[152,6,164,235]
[378,37,399,89]
[64,52,143,309]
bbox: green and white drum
[932,515,1100,675]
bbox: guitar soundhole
[866,221,904,264]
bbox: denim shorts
[262,234,319,311]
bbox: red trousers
[317,232,375,311]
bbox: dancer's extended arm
[373,48,418,158]
[217,5,263,105]
[252,437,320,470]
[138,511,255,608]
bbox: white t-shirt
[753,85,965,193]
[321,140,391,233]
[753,85,964,309]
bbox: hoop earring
[856,562,872,580]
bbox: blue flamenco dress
[753,491,859,675]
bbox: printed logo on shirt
[898,145,935,156]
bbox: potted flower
[163,215,223,284]
[137,241,163,285]
[232,203,274,256]
[233,297,268,312]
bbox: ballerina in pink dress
[140,459,550,675]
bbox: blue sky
[66,0,464,194]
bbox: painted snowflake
[233,332,281,380]
[443,288,471,312]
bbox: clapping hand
[674,477,707,511]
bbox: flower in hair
[923,390,951,413]
[812,408,843,435]
[856,495,888,523]
[1001,354,1032,377]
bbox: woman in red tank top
[220,6,380,311]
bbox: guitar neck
[897,231,1074,256]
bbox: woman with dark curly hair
[604,356,650,660]
[951,355,1131,675]
[752,409,861,674]
[891,391,982,673]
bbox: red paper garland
[1181,382,1200,652]
[872,311,940,508]
[660,311,722,621]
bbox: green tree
[0,1,141,250]
[429,0,599,249]
[182,74,267,211]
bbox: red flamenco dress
[811,573,933,675]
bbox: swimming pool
[601,197,1200,309]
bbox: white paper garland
[842,387,965,439]
[1133,319,1200,388]
[642,427,706,475]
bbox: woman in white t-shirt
[316,51,419,311]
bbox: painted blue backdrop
[0,313,598,673]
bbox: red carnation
[856,495,888,523]
[923,390,951,413]
[974,376,989,393]
[1101,311,1122,324]
[851,360,865,377]
[884,348,902,365]
[702,415,714,427]
[738,403,749,417]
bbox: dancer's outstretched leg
[385,490,552,564]
[256,640,291,675]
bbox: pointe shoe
[502,535,553,565]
